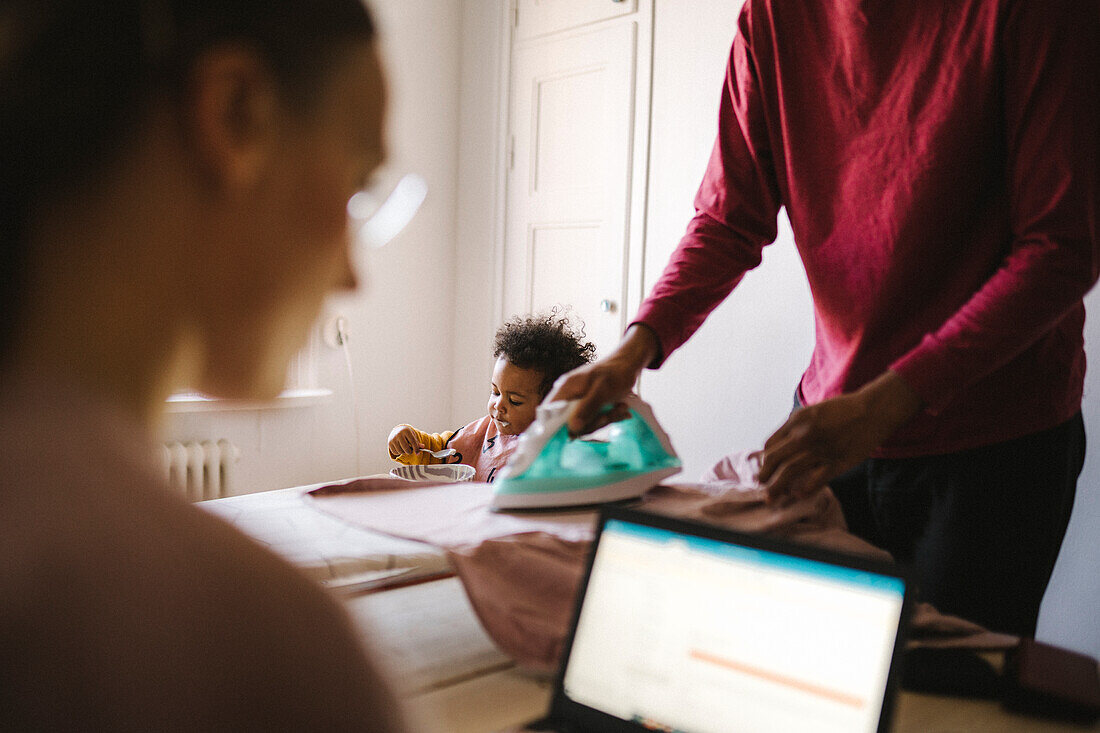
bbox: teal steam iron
[490,394,682,510]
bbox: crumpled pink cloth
[310,453,1015,671]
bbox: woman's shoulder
[0,449,403,730]
[1,380,401,726]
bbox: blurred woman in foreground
[0,1,408,729]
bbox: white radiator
[161,440,241,501]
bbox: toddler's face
[488,357,544,435]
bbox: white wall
[162,0,462,493]
[1039,302,1100,659]
[450,0,506,426]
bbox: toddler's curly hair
[493,309,597,397]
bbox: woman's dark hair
[0,0,376,361]
[493,309,597,397]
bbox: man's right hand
[546,324,660,436]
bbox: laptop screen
[557,512,908,733]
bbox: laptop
[521,506,912,733]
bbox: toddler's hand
[387,425,421,458]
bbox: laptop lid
[542,506,912,733]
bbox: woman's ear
[186,47,279,190]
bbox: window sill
[165,388,334,413]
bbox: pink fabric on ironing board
[312,468,883,670]
[701,452,1018,650]
[310,457,1015,670]
[308,477,596,547]
[309,478,597,668]
[307,459,874,554]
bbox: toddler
[388,311,595,482]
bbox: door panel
[531,68,605,201]
[527,224,623,350]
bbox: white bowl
[390,463,476,483]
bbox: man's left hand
[757,371,923,504]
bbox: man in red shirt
[551,0,1098,636]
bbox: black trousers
[794,394,1085,637]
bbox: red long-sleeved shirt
[635,0,1099,457]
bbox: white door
[503,17,639,359]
